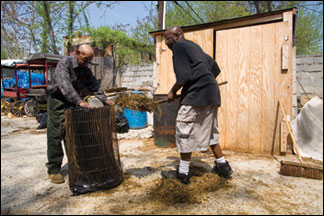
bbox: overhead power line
[184,1,204,23]
[299,5,323,14]
[173,1,199,23]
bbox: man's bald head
[76,44,94,67]
[164,26,184,50]
[164,26,183,38]
[78,44,94,58]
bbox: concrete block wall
[295,54,323,107]
[119,63,155,126]
[120,63,155,89]
[119,55,323,97]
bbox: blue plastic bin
[122,108,147,129]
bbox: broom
[278,99,323,180]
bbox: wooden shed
[149,8,297,155]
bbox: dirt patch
[1,115,323,215]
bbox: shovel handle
[156,81,228,104]
[218,81,228,86]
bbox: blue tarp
[2,70,45,88]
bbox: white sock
[215,156,226,164]
[179,160,190,175]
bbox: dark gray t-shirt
[172,39,221,107]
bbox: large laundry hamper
[65,106,123,196]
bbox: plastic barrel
[122,108,147,129]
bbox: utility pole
[162,1,166,29]
[157,1,165,30]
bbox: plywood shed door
[155,29,214,94]
[215,21,291,154]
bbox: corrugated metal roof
[25,53,64,62]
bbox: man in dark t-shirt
[161,26,232,184]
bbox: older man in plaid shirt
[46,44,114,184]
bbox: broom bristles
[280,160,323,180]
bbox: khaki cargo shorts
[176,104,220,153]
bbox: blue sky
[87,1,155,29]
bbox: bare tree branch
[43,1,59,54]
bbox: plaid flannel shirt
[48,55,107,106]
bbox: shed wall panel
[215,31,228,149]
[153,11,294,155]
[156,29,213,94]
[236,26,250,152]
[248,25,263,153]
[223,28,239,151]
[274,22,288,154]
[216,21,291,154]
[261,23,276,154]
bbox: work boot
[176,171,190,185]
[48,173,65,184]
[212,160,232,178]
[161,167,190,185]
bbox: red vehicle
[1,53,63,117]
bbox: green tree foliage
[137,1,322,55]
[1,48,8,60]
[129,2,157,59]
[89,26,151,85]
[1,1,321,58]
[89,26,143,64]
[35,1,50,53]
[193,1,252,22]
[291,2,323,54]
[1,1,118,58]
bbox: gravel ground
[1,114,323,215]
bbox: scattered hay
[115,93,153,112]
[104,87,128,93]
[115,92,162,117]
[148,165,233,205]
[153,179,201,204]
